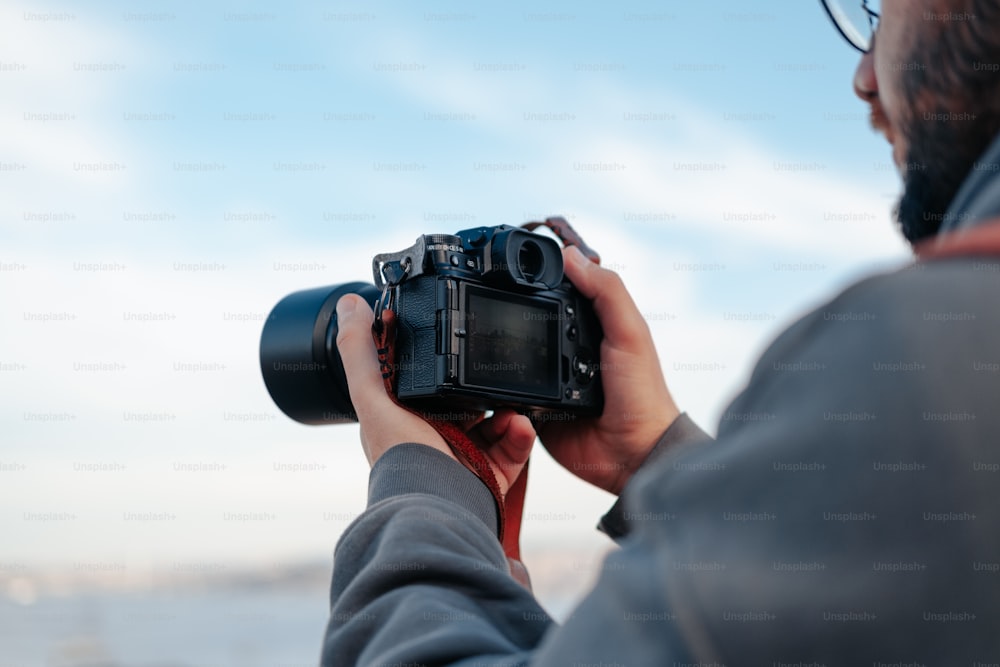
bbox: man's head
[844,0,1000,244]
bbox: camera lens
[259,282,380,424]
[518,241,545,282]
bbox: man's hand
[335,294,535,496]
[537,246,681,496]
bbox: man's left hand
[335,293,536,496]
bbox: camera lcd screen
[463,287,559,397]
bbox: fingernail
[336,295,357,320]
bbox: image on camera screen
[463,288,559,397]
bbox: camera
[259,224,603,424]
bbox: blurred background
[0,1,909,665]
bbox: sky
[0,0,911,608]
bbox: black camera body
[384,225,603,415]
[259,224,603,424]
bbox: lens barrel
[259,282,380,424]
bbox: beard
[891,5,1000,247]
[892,111,977,246]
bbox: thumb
[562,245,650,350]
[471,410,536,491]
[335,294,387,414]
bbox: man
[323,1,1000,664]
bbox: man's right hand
[537,245,682,496]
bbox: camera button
[572,355,596,385]
[566,324,578,341]
[450,254,460,266]
[565,304,576,318]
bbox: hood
[941,131,1000,234]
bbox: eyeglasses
[820,0,880,53]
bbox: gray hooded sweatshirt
[320,135,1000,666]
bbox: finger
[335,294,389,414]
[460,411,535,494]
[495,414,536,485]
[562,245,651,350]
[472,409,519,445]
[474,410,535,460]
[504,414,537,458]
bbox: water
[0,550,592,666]
[1,586,329,667]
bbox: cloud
[1,2,914,579]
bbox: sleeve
[321,444,552,667]
[321,268,1000,666]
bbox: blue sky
[1,0,910,610]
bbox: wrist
[368,443,500,536]
[362,417,454,467]
[610,410,697,495]
[598,413,712,541]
